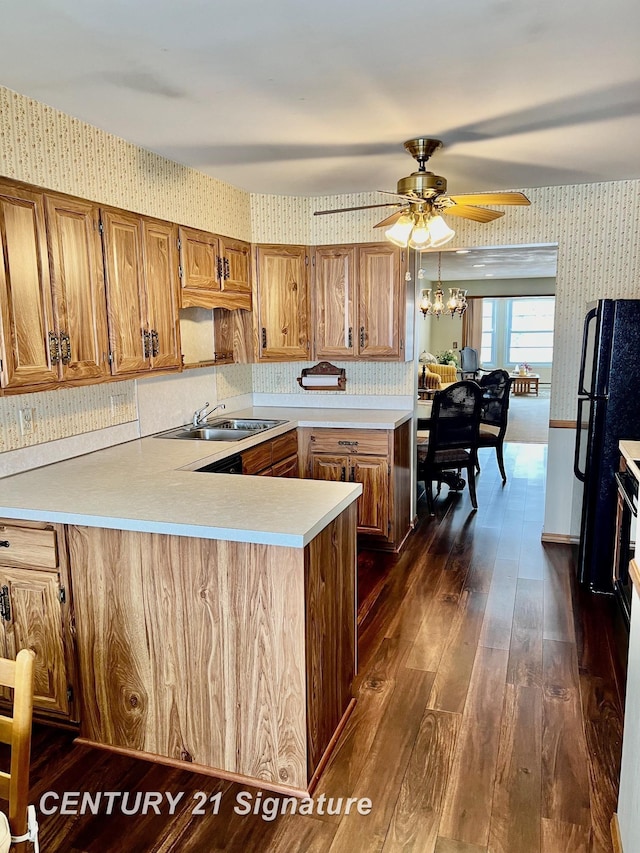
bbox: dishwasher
[195,454,243,474]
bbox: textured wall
[252,360,414,397]
[253,182,640,420]
[0,86,251,239]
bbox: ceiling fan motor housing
[397,170,447,198]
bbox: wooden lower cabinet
[66,505,356,793]
[241,428,298,477]
[0,519,78,722]
[301,420,411,551]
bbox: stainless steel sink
[154,418,287,441]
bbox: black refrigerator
[574,299,640,592]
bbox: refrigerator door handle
[574,396,588,482]
[578,307,598,397]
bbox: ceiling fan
[313,137,530,249]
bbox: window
[508,297,555,366]
[481,299,496,366]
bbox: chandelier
[418,252,467,319]
[385,203,455,250]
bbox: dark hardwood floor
[17,444,625,852]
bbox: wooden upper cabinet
[179,227,252,310]
[254,244,310,361]
[313,242,406,361]
[101,208,148,375]
[0,181,58,390]
[142,219,181,372]
[44,194,109,382]
[101,209,181,376]
[179,227,221,296]
[219,236,251,295]
[357,243,403,359]
[313,245,356,360]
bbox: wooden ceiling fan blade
[373,209,409,229]
[313,202,402,216]
[443,206,505,223]
[446,191,530,206]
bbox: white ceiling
[1,0,640,198]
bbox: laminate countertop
[0,406,412,548]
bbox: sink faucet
[192,402,225,428]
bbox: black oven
[613,464,638,629]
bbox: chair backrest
[479,369,512,434]
[0,649,35,840]
[459,347,480,374]
[426,381,483,463]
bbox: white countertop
[620,440,640,482]
[0,406,411,548]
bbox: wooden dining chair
[477,369,513,483]
[0,648,37,851]
[417,380,483,514]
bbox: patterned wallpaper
[252,181,640,420]
[3,82,640,456]
[0,86,251,240]
[0,381,137,453]
[252,361,414,397]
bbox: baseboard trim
[611,814,624,853]
[541,532,579,545]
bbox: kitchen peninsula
[1,426,359,795]
[0,406,411,795]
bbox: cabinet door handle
[60,331,71,364]
[150,329,160,357]
[360,326,366,348]
[216,256,224,281]
[341,466,346,481]
[49,331,61,364]
[223,258,230,280]
[0,541,9,548]
[349,466,355,482]
[261,328,267,349]
[0,586,10,622]
[348,327,353,348]
[142,330,150,359]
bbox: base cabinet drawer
[0,522,58,569]
[241,429,299,477]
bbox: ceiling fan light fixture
[385,213,414,247]
[426,214,456,248]
[408,214,432,249]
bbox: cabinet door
[311,454,348,482]
[0,567,70,716]
[219,236,251,294]
[179,226,221,300]
[255,245,310,361]
[101,208,148,375]
[272,454,298,478]
[45,194,110,381]
[351,456,389,537]
[314,245,356,360]
[357,244,403,359]
[0,182,58,389]
[142,219,182,371]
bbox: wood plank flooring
[8,444,625,852]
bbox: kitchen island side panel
[305,502,357,777]
[66,525,308,790]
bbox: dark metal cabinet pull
[0,586,10,622]
[49,331,61,364]
[0,541,9,548]
[261,328,267,349]
[360,326,365,348]
[60,331,71,364]
[151,330,160,357]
